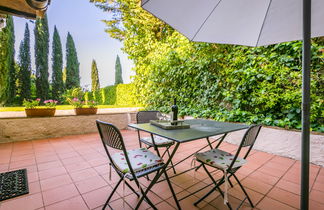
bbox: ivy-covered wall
[92,0,323,132]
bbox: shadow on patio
[0,130,323,210]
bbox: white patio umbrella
[141,0,324,209]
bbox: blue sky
[13,0,134,89]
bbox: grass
[0,105,140,112]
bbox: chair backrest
[96,120,124,150]
[136,111,160,124]
[228,124,262,170]
[96,120,137,175]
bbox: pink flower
[44,100,48,103]
[49,100,53,103]
[36,98,41,101]
[54,100,58,104]
[73,98,79,101]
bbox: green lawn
[0,105,140,112]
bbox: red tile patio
[0,130,323,210]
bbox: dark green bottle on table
[171,98,178,125]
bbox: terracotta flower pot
[74,108,98,115]
[25,108,56,117]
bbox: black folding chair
[96,120,175,210]
[193,124,262,209]
[136,111,176,174]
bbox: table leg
[135,142,181,210]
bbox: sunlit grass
[0,105,140,112]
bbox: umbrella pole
[301,0,311,209]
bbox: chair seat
[140,136,174,146]
[111,148,163,174]
[195,148,247,170]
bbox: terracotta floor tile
[35,155,60,164]
[69,168,99,182]
[40,174,73,191]
[228,184,264,205]
[0,164,9,172]
[248,170,280,185]
[64,161,91,173]
[82,186,119,209]
[315,175,324,184]
[37,161,63,171]
[209,194,253,210]
[241,177,273,195]
[310,200,324,210]
[60,156,84,166]
[75,175,107,194]
[42,183,80,206]
[276,179,300,195]
[270,156,296,167]
[267,187,300,209]
[124,193,151,209]
[257,197,297,210]
[57,151,80,159]
[93,164,110,175]
[10,153,35,162]
[27,171,40,183]
[29,181,42,195]
[0,193,43,210]
[44,196,88,210]
[310,190,324,204]
[87,158,108,167]
[9,158,36,169]
[312,180,324,192]
[38,166,67,180]
[155,201,176,210]
[108,198,132,210]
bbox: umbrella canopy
[142,0,324,47]
[142,0,324,209]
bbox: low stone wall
[0,112,136,143]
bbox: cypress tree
[51,26,63,100]
[0,15,15,106]
[114,55,123,85]
[91,59,100,92]
[65,32,80,89]
[17,23,31,102]
[34,14,49,100]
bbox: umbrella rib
[141,0,149,7]
[191,0,224,41]
[256,0,273,47]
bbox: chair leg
[137,130,142,148]
[103,177,123,210]
[131,175,157,210]
[167,148,176,174]
[135,174,159,210]
[233,173,254,208]
[194,164,233,210]
[163,169,181,209]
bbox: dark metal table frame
[128,119,249,210]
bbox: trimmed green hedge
[100,84,137,106]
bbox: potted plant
[24,98,58,117]
[68,98,98,115]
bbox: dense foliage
[93,0,324,132]
[51,26,64,101]
[91,59,100,91]
[0,16,15,106]
[17,23,32,103]
[34,15,50,100]
[65,32,80,89]
[115,55,123,85]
